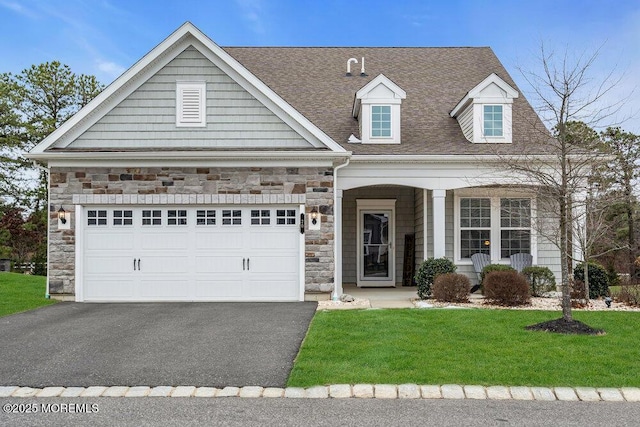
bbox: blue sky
[1,0,639,132]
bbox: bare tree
[502,45,625,323]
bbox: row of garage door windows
[86,209,298,227]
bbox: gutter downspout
[32,161,51,299]
[332,156,350,301]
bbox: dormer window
[371,105,392,138]
[450,73,518,144]
[352,74,406,144]
[483,105,503,137]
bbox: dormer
[450,73,519,144]
[352,74,406,144]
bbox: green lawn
[288,309,640,388]
[0,272,56,317]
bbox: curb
[1,385,639,401]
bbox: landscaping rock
[80,386,108,397]
[575,387,600,402]
[217,386,240,397]
[621,387,640,402]
[340,294,355,302]
[329,384,352,398]
[353,384,374,398]
[171,386,196,397]
[239,386,263,398]
[194,387,218,397]
[148,386,173,397]
[509,386,533,400]
[531,387,556,401]
[124,387,151,397]
[60,387,85,397]
[306,386,329,398]
[102,386,129,397]
[398,384,420,399]
[36,387,65,397]
[598,388,624,402]
[441,384,465,399]
[486,386,511,400]
[374,384,398,399]
[464,385,487,399]
[554,387,579,401]
[262,387,284,398]
[420,385,442,399]
[284,387,306,398]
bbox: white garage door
[81,206,301,302]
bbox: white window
[222,209,242,225]
[196,210,216,226]
[167,209,188,226]
[483,105,503,137]
[371,105,391,138]
[176,82,206,127]
[251,209,271,225]
[113,210,133,226]
[87,210,107,226]
[276,209,296,225]
[456,195,534,261]
[142,210,162,226]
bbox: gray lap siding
[48,166,334,296]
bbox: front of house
[27,23,560,302]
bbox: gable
[64,47,314,150]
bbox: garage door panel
[195,231,243,250]
[194,279,243,298]
[84,278,135,300]
[143,255,190,274]
[140,232,189,250]
[85,232,134,250]
[85,255,134,274]
[194,256,242,273]
[249,230,298,250]
[247,256,297,274]
[139,278,189,298]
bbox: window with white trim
[457,196,533,260]
[176,82,206,127]
[87,210,107,226]
[196,210,216,225]
[222,209,242,225]
[251,209,271,225]
[113,210,133,226]
[483,105,503,137]
[459,198,491,258]
[500,198,531,258]
[371,105,391,138]
[276,209,296,225]
[167,209,187,226]
[142,210,162,226]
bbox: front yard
[288,309,640,388]
[0,273,55,317]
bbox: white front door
[356,199,396,287]
[81,206,301,301]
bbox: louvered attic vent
[176,82,206,127]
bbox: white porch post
[423,188,429,260]
[332,189,344,300]
[432,189,446,258]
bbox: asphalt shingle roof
[224,46,550,155]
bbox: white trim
[71,193,306,206]
[299,203,306,301]
[423,188,429,260]
[432,190,446,258]
[75,204,84,302]
[450,73,518,118]
[453,189,538,265]
[332,157,350,300]
[28,22,346,157]
[356,199,396,287]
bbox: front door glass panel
[362,212,390,279]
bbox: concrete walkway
[1,384,639,401]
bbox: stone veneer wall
[48,166,334,296]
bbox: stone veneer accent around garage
[47,166,334,297]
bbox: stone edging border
[1,384,639,401]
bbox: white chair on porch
[510,253,533,273]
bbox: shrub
[521,266,556,297]
[617,285,640,307]
[480,264,515,291]
[432,273,471,303]
[573,262,609,299]
[606,265,620,287]
[483,270,531,306]
[415,257,457,299]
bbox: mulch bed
[525,318,606,335]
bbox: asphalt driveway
[0,302,317,388]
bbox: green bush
[483,271,531,306]
[606,265,620,287]
[574,262,609,299]
[415,257,457,299]
[432,273,471,303]
[521,266,556,297]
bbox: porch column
[332,189,344,301]
[432,189,446,258]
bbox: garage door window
[113,210,133,226]
[222,209,242,225]
[251,209,271,225]
[276,209,296,225]
[168,209,188,226]
[142,210,162,226]
[87,210,107,226]
[196,210,216,225]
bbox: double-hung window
[371,105,391,138]
[483,105,503,137]
[458,196,533,260]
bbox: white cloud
[0,0,39,19]
[96,59,126,79]
[235,0,266,35]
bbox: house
[27,22,560,302]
